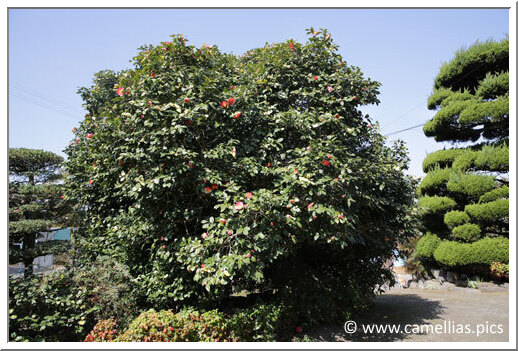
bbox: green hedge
[465,199,509,222]
[415,233,442,260]
[418,167,453,196]
[476,71,509,99]
[444,210,470,228]
[422,149,466,173]
[452,223,481,242]
[446,173,495,199]
[418,195,456,214]
[433,237,509,267]
[479,186,509,203]
[423,100,472,137]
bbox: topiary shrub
[451,150,477,171]
[418,167,453,196]
[444,210,470,228]
[476,71,509,99]
[452,223,481,242]
[479,185,509,203]
[415,233,441,260]
[474,143,509,172]
[418,195,456,214]
[433,237,508,267]
[84,319,119,342]
[446,173,496,200]
[465,199,509,223]
[422,149,465,173]
[116,309,233,342]
[65,29,417,321]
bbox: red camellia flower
[234,112,241,119]
[327,86,334,93]
[162,245,166,249]
[313,216,317,220]
[185,120,191,125]
[204,186,212,194]
[267,163,271,167]
[336,114,340,119]
[141,115,145,119]
[338,214,344,219]
[288,42,295,51]
[202,232,209,239]
[88,180,93,184]
[362,87,366,91]
[61,195,65,200]
[385,236,390,241]
[228,97,236,106]
[294,169,298,174]
[151,72,155,77]
[290,199,295,204]
[188,161,193,168]
[212,184,218,190]
[235,201,244,210]
[116,87,124,96]
[147,101,152,106]
[227,230,232,236]
[353,96,358,100]
[247,253,252,258]
[162,48,166,51]
[295,326,303,333]
[184,98,190,103]
[340,61,344,66]
[327,155,332,159]
[201,264,205,268]
[341,195,346,199]
[86,133,94,139]
[245,192,253,199]
[161,236,164,241]
[314,76,318,80]
[322,160,330,167]
[220,218,226,224]
[220,100,228,108]
[270,222,274,226]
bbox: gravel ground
[309,289,509,342]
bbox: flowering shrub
[116,309,233,342]
[65,28,416,319]
[84,319,119,342]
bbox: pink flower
[162,245,166,249]
[161,236,164,241]
[307,202,315,210]
[227,230,232,236]
[235,201,244,210]
[288,42,295,51]
[86,133,94,139]
[327,155,332,159]
[228,97,236,106]
[270,222,274,226]
[267,163,271,167]
[338,214,344,219]
[220,218,226,224]
[353,96,358,100]
[202,232,209,239]
[327,86,334,93]
[367,124,372,128]
[141,115,145,119]
[147,101,152,106]
[184,98,190,103]
[247,253,251,258]
[245,192,253,199]
[61,195,65,200]
[116,87,124,96]
[362,87,366,91]
[341,195,345,199]
[314,76,318,80]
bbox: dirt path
[310,289,509,342]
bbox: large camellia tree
[416,38,509,275]
[66,29,417,323]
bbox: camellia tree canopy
[65,29,417,323]
[416,38,509,273]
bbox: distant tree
[416,38,509,273]
[9,148,72,277]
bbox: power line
[9,82,84,114]
[381,100,427,129]
[384,123,425,137]
[9,93,82,121]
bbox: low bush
[84,319,119,342]
[9,271,95,342]
[116,309,233,342]
[226,302,282,341]
[73,256,140,328]
[415,233,441,260]
[452,223,481,242]
[444,210,470,228]
[433,237,509,267]
[490,262,509,280]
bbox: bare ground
[309,289,509,342]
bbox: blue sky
[8,8,509,177]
